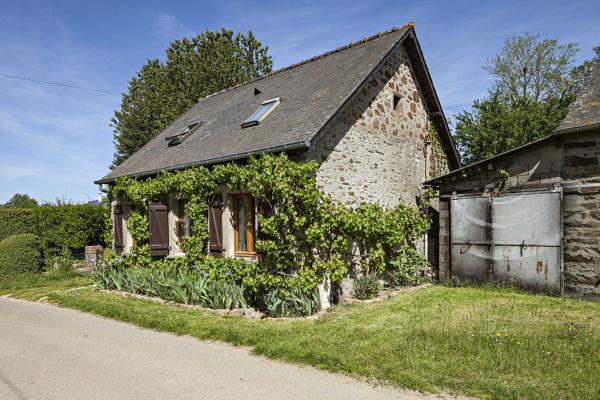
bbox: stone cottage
[96,23,459,268]
[426,56,600,299]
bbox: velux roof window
[165,123,201,147]
[241,98,280,128]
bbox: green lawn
[0,271,91,300]
[26,283,597,400]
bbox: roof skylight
[165,123,201,147]
[241,98,280,128]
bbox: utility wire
[0,73,119,95]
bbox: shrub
[34,204,107,259]
[352,274,380,300]
[45,246,76,272]
[0,204,106,267]
[386,247,431,287]
[0,208,36,240]
[0,234,43,275]
[264,287,319,317]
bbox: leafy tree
[455,34,599,164]
[3,193,38,208]
[111,29,272,166]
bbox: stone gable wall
[306,44,450,208]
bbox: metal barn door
[451,191,562,293]
[451,197,490,281]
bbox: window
[393,94,401,110]
[241,98,280,128]
[232,194,255,255]
[165,123,201,147]
[176,199,190,243]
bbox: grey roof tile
[97,24,457,183]
[558,56,600,131]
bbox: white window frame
[241,98,280,128]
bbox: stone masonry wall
[561,131,600,298]
[438,198,451,280]
[563,188,600,298]
[307,44,450,208]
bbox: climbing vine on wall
[427,123,450,179]
[103,153,432,293]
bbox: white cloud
[154,13,191,38]
[0,165,45,183]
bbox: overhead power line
[0,73,119,95]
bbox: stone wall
[563,187,600,298]
[307,44,450,208]
[561,131,600,298]
[438,198,451,280]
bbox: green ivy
[105,153,432,295]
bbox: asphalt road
[0,297,467,400]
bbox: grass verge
[0,270,91,300]
[36,284,600,400]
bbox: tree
[455,34,599,164]
[3,193,38,208]
[111,29,273,166]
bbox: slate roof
[97,24,459,184]
[558,56,600,131]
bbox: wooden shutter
[113,204,124,254]
[148,198,169,256]
[209,194,223,257]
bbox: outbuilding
[426,57,600,299]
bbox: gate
[450,191,562,293]
[427,207,440,274]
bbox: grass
[0,270,91,300]
[28,283,597,400]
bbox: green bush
[35,204,107,258]
[0,234,43,275]
[45,247,76,272]
[386,247,431,287]
[0,208,36,240]
[352,274,381,300]
[264,287,319,317]
[0,204,106,267]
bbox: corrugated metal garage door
[451,191,562,293]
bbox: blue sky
[0,0,598,203]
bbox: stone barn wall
[561,130,600,298]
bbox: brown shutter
[209,194,223,257]
[113,204,124,254]
[148,198,169,257]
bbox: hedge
[34,204,107,254]
[0,208,35,241]
[0,204,107,269]
[0,234,43,275]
